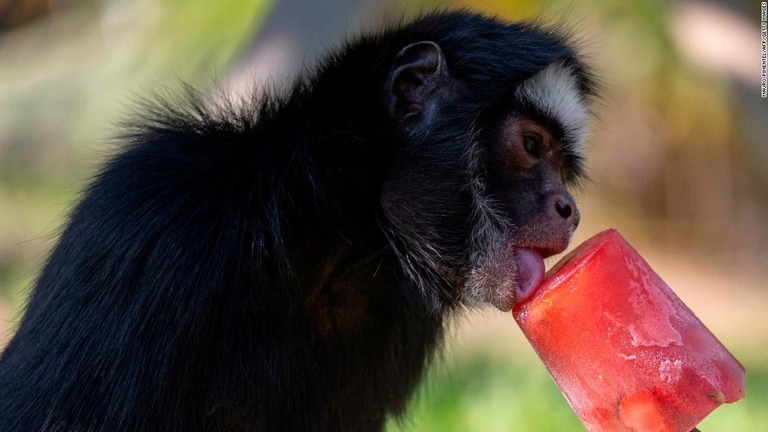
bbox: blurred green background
[0,0,765,430]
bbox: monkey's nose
[555,195,580,229]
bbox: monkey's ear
[386,41,447,123]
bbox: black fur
[0,11,593,432]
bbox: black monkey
[0,11,595,432]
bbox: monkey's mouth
[512,248,545,305]
[480,247,546,312]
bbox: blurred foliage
[387,356,583,431]
[0,0,272,309]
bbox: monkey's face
[380,37,593,312]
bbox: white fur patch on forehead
[514,62,590,158]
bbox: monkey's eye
[523,134,542,159]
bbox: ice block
[512,229,745,432]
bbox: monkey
[0,11,594,432]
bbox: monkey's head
[377,13,596,312]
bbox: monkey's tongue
[514,249,545,304]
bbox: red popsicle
[512,229,745,432]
